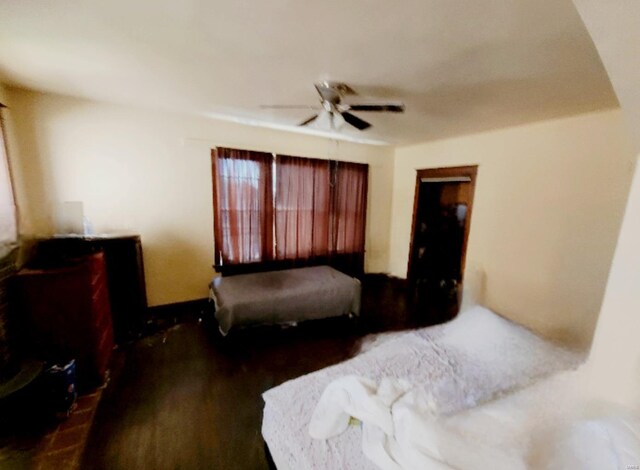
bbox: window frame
[0,104,18,258]
[211,147,369,276]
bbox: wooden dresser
[34,235,148,343]
[15,252,114,389]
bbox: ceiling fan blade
[261,105,320,110]
[299,114,319,126]
[347,103,405,113]
[342,112,372,131]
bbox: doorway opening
[407,165,478,324]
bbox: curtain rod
[188,138,383,167]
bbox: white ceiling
[0,0,618,146]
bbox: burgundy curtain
[330,161,368,275]
[212,148,273,265]
[275,155,331,260]
[331,161,368,254]
[212,148,368,276]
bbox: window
[211,148,368,275]
[0,108,17,259]
[332,161,368,255]
[275,155,331,260]
[211,148,273,265]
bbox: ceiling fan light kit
[262,81,405,132]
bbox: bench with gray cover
[209,265,361,335]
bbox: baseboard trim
[147,298,211,320]
[363,273,409,288]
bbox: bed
[261,306,583,470]
[209,265,361,335]
[404,366,640,469]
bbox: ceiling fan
[261,81,405,131]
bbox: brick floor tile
[50,425,89,451]
[36,446,79,470]
[59,408,93,431]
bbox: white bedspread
[262,306,583,470]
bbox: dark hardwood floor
[81,275,428,470]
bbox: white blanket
[310,368,640,470]
[263,306,583,470]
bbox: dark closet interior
[408,166,477,323]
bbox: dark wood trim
[147,298,210,318]
[363,272,409,290]
[141,298,212,339]
[210,148,223,268]
[407,165,478,284]
[263,153,274,263]
[361,164,369,265]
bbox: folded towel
[309,375,410,439]
[310,375,452,470]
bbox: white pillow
[541,416,640,470]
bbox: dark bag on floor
[45,359,77,417]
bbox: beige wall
[4,84,636,352]
[2,87,394,306]
[573,0,640,151]
[390,109,635,347]
[586,154,640,409]
[572,0,640,410]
